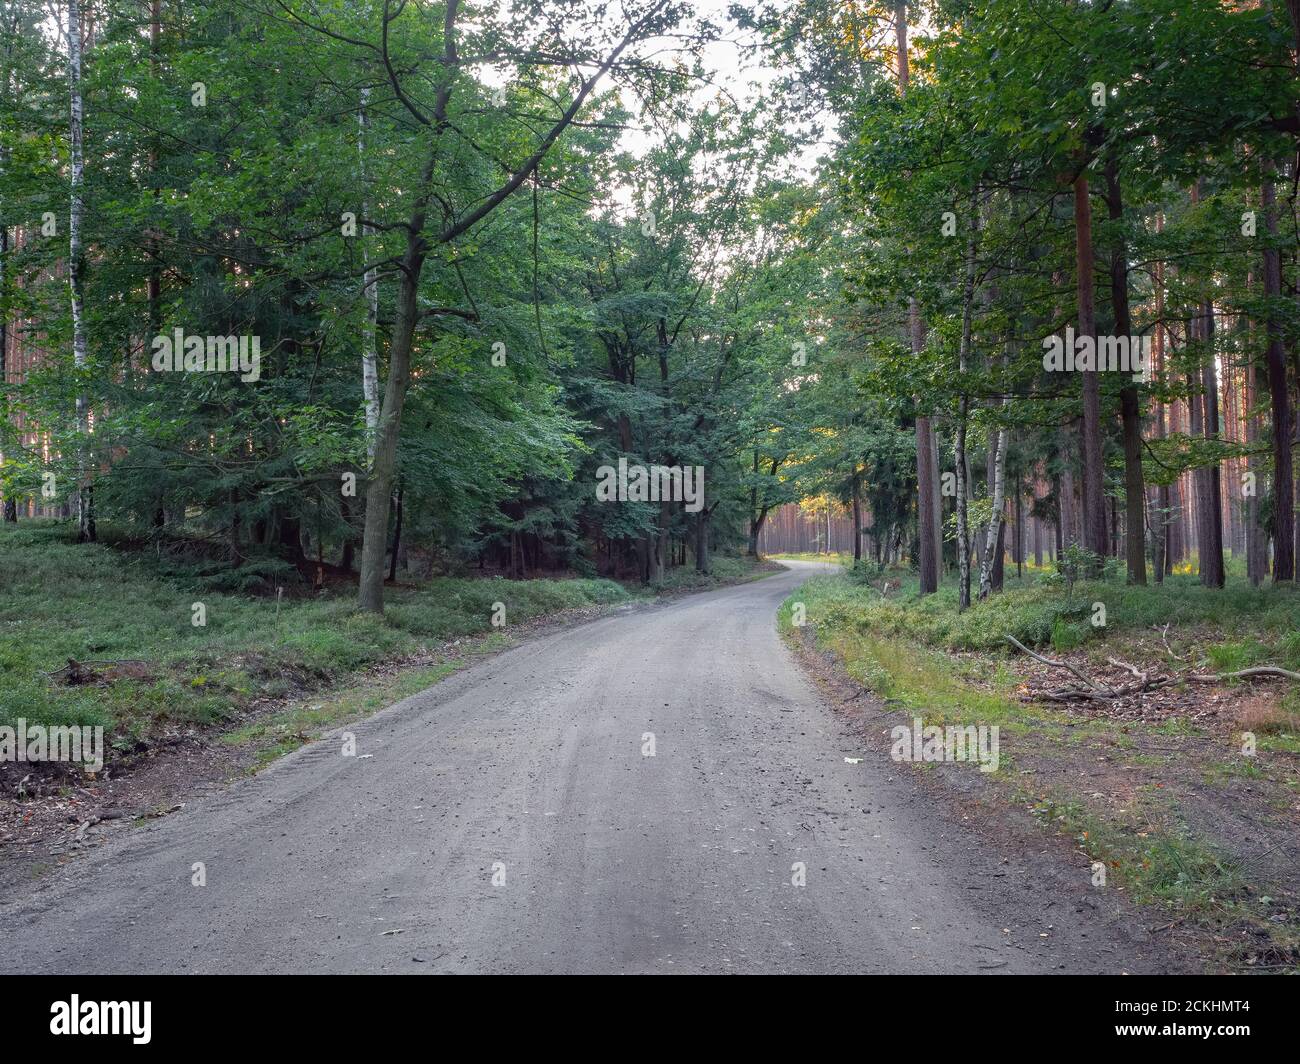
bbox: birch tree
[67,0,91,541]
[358,84,379,466]
[0,0,13,522]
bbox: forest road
[0,560,1179,973]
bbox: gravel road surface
[0,561,1177,973]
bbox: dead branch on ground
[1004,637,1299,702]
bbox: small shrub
[1050,619,1087,651]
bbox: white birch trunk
[0,22,8,522]
[955,195,979,610]
[68,0,90,539]
[978,426,1009,598]
[359,85,379,466]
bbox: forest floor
[0,521,775,891]
[780,563,1300,973]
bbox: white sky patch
[473,1,820,216]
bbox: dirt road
[0,561,1180,973]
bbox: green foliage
[0,522,629,737]
[783,568,1300,656]
[648,554,768,592]
[1056,545,1103,598]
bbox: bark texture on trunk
[1245,322,1267,585]
[1104,156,1146,584]
[0,15,11,524]
[955,197,978,610]
[1198,298,1225,587]
[69,0,93,542]
[359,85,380,465]
[1262,171,1294,582]
[978,426,1008,599]
[896,1,939,594]
[1074,173,1105,570]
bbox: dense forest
[2,0,1300,613]
[6,0,1300,982]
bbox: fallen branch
[1006,634,1300,704]
[1153,623,1178,662]
[1185,666,1300,683]
[1004,636,1114,695]
[1034,676,1173,703]
[1107,656,1146,681]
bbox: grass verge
[0,522,629,748]
[780,570,1300,972]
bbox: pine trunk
[1074,173,1105,570]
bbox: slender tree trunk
[1053,472,1065,559]
[992,521,1006,589]
[1034,484,1044,566]
[1187,365,1206,563]
[916,406,937,590]
[1182,179,1224,587]
[978,425,1008,598]
[1289,351,1299,578]
[359,85,380,465]
[146,0,161,337]
[359,233,422,611]
[1223,355,1242,558]
[1059,462,1076,550]
[748,506,770,556]
[1262,169,1294,581]
[896,1,938,594]
[68,0,93,542]
[1166,386,1184,569]
[1015,475,1024,579]
[0,16,11,524]
[1074,173,1105,570]
[1199,297,1225,587]
[0,196,9,523]
[929,424,942,572]
[340,497,354,572]
[955,197,978,610]
[1104,156,1146,584]
[956,424,970,606]
[652,498,670,583]
[143,1,164,526]
[1245,314,1267,585]
[1153,220,1170,580]
[852,468,862,564]
[387,482,403,584]
[694,499,710,574]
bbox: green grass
[221,655,484,768]
[783,566,1300,659]
[1203,757,1266,783]
[649,553,775,592]
[1058,800,1250,916]
[0,521,630,739]
[780,569,1298,966]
